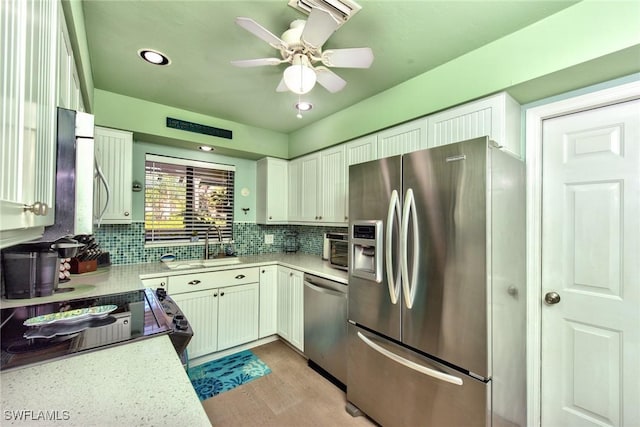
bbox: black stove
[0,288,192,372]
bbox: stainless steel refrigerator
[347,137,526,427]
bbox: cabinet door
[287,159,302,221]
[94,127,133,224]
[277,267,292,341]
[426,92,521,158]
[289,269,304,352]
[256,157,288,224]
[171,289,219,358]
[377,118,428,158]
[346,134,378,167]
[259,266,278,338]
[217,283,259,351]
[299,154,320,222]
[56,5,72,109]
[319,145,347,224]
[0,0,57,246]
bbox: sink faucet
[204,224,222,260]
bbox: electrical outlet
[264,234,274,245]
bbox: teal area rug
[187,350,271,400]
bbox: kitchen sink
[164,257,241,270]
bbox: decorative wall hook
[242,208,250,215]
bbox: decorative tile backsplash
[93,222,347,265]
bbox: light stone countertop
[1,335,211,426]
[1,252,346,309]
[0,252,346,425]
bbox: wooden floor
[201,340,376,426]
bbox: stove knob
[175,319,189,330]
[156,288,167,300]
[173,314,184,323]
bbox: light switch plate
[264,234,274,245]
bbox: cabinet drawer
[168,267,259,294]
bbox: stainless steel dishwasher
[303,273,348,387]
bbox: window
[144,154,235,244]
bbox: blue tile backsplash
[93,222,347,265]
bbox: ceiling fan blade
[315,67,346,93]
[322,47,374,68]
[301,8,340,49]
[231,58,283,68]
[276,78,288,92]
[235,17,286,48]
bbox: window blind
[144,154,235,244]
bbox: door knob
[544,291,561,305]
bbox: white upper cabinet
[426,92,522,158]
[0,0,58,248]
[94,126,133,225]
[288,146,347,225]
[377,118,428,158]
[56,4,83,112]
[256,157,288,224]
[319,145,347,224]
[346,134,378,167]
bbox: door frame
[524,79,640,427]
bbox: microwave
[326,232,348,270]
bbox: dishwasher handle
[303,273,347,294]
[304,280,347,298]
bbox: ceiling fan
[231,7,374,95]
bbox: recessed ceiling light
[138,49,170,66]
[199,146,214,152]
[295,101,313,111]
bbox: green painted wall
[288,0,640,157]
[130,140,257,223]
[93,90,289,160]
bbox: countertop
[0,252,346,425]
[1,335,210,426]
[1,252,347,309]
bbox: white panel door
[171,289,219,358]
[541,99,640,426]
[217,283,259,351]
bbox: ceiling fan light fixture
[283,55,317,94]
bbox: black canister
[2,250,60,299]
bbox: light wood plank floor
[201,340,376,426]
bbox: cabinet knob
[187,279,201,285]
[261,269,265,273]
[214,293,218,297]
[23,202,49,216]
[318,216,322,220]
[160,282,165,287]
[220,292,225,297]
[235,274,245,279]
[269,216,272,220]
[124,211,130,216]
[289,272,293,277]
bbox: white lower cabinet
[168,267,260,358]
[259,266,278,338]
[171,289,219,359]
[217,283,259,350]
[277,266,304,352]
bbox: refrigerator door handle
[400,188,419,309]
[385,190,402,304]
[357,331,463,386]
